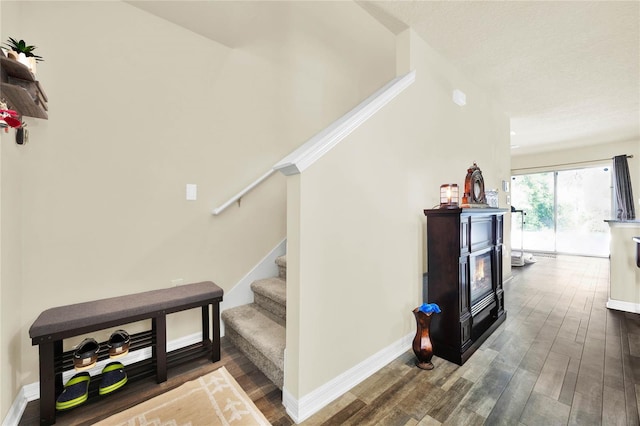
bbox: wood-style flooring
[20,255,640,425]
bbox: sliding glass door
[556,168,611,256]
[511,166,611,256]
[511,172,555,252]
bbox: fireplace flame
[475,257,485,282]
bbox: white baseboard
[607,298,640,314]
[220,238,286,336]
[4,240,287,426]
[283,332,413,424]
[2,387,29,426]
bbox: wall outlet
[171,278,184,287]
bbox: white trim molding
[3,387,30,426]
[212,70,415,215]
[606,298,640,314]
[283,332,413,424]
[273,70,416,176]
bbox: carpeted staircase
[221,255,286,389]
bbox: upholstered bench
[29,281,223,425]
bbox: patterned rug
[94,367,270,425]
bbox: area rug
[94,366,270,425]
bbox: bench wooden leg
[212,302,220,362]
[39,340,62,425]
[201,305,210,342]
[152,315,167,383]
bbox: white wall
[284,28,511,410]
[0,132,23,426]
[1,1,26,419]
[0,0,395,419]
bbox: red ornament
[0,109,22,128]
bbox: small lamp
[440,184,459,208]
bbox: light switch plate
[452,89,466,106]
[186,184,197,201]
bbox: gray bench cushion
[30,281,223,342]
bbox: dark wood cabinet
[423,207,507,365]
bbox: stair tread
[222,304,285,368]
[251,277,286,305]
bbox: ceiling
[128,1,639,155]
[359,1,640,155]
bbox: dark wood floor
[20,255,640,425]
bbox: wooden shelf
[1,83,47,119]
[0,54,48,119]
[1,55,35,81]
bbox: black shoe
[107,329,130,359]
[73,338,99,371]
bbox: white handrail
[211,70,416,215]
[273,70,416,176]
[211,169,276,215]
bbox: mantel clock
[462,163,488,206]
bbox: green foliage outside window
[511,173,554,231]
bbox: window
[511,166,611,257]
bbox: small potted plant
[3,37,43,74]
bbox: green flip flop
[99,361,127,395]
[56,372,90,410]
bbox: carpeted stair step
[221,304,285,389]
[251,277,286,324]
[276,255,287,280]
